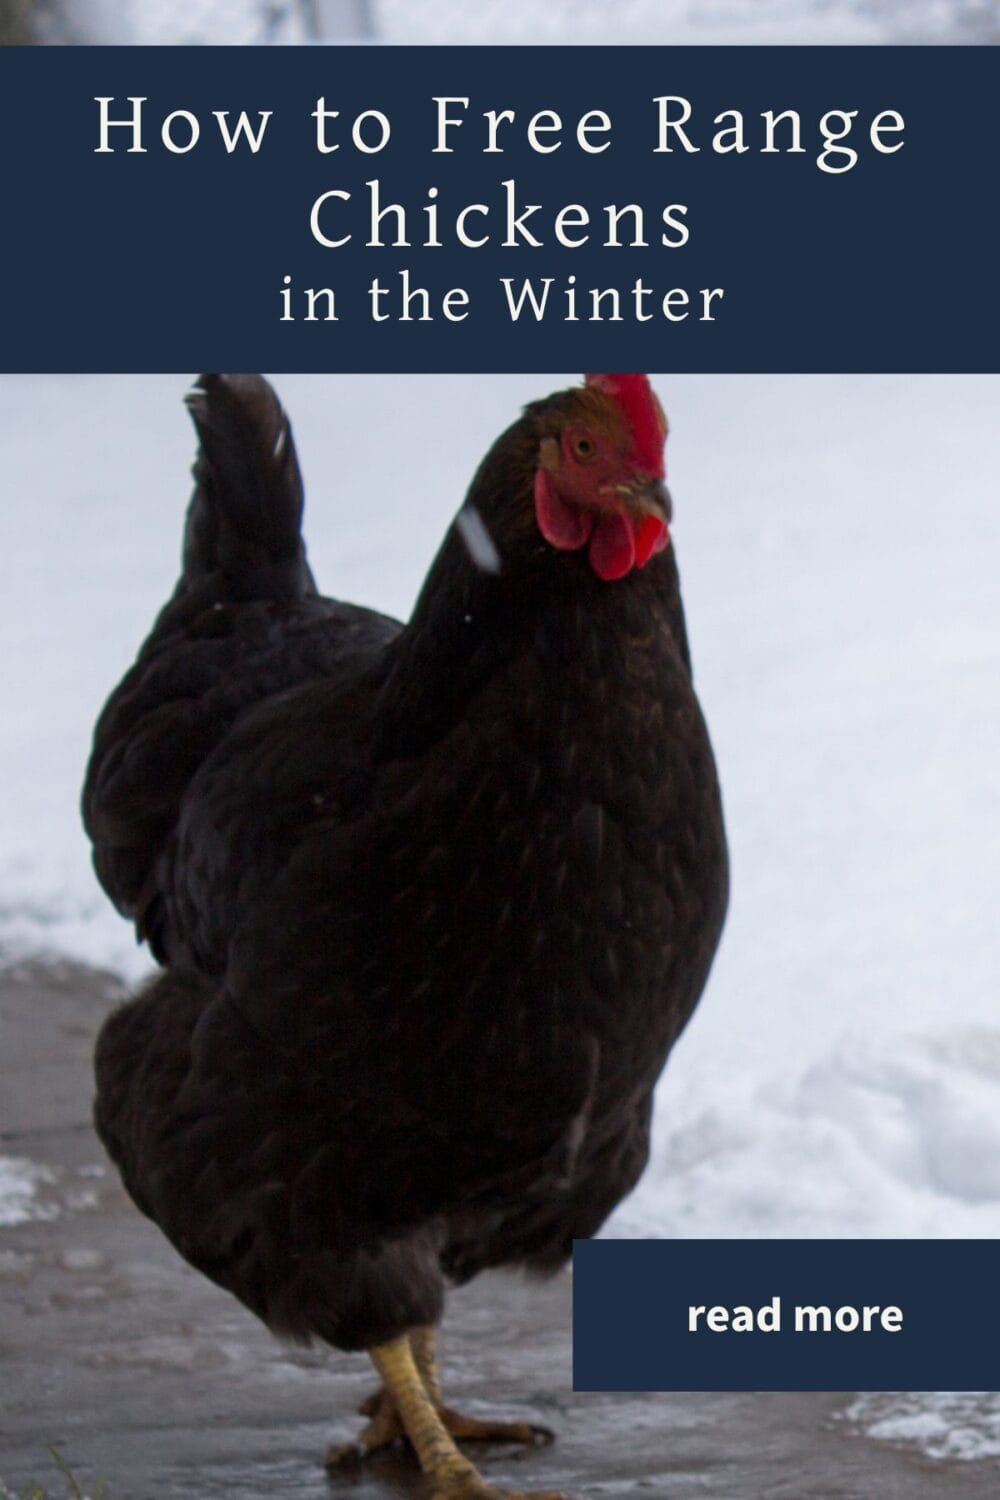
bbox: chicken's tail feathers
[181,373,316,601]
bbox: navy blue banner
[1,45,997,371]
[573,1240,1000,1391]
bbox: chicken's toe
[328,1399,552,1467]
[357,1385,382,1417]
[324,1392,404,1468]
[438,1405,554,1447]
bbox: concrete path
[0,961,993,1499]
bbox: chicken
[83,373,728,1500]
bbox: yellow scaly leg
[328,1325,552,1468]
[365,1334,567,1500]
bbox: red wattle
[588,510,636,581]
[633,514,670,567]
[534,468,668,581]
[533,467,594,551]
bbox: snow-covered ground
[3,374,999,1458]
[373,0,997,44]
[33,0,1000,44]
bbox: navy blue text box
[1,45,998,372]
[573,1240,1000,1391]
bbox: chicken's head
[533,373,671,582]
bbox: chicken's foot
[332,1333,568,1500]
[330,1325,553,1467]
[411,1326,553,1445]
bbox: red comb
[585,374,666,478]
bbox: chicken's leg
[361,1335,568,1500]
[411,1323,444,1402]
[327,1325,553,1467]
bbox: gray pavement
[0,960,995,1500]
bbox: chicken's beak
[624,476,672,525]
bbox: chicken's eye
[572,434,597,463]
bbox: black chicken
[84,373,728,1500]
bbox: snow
[0,1155,56,1227]
[48,0,1000,44]
[373,0,880,44]
[2,373,999,1460]
[845,1392,1000,1463]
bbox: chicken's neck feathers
[373,501,690,765]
